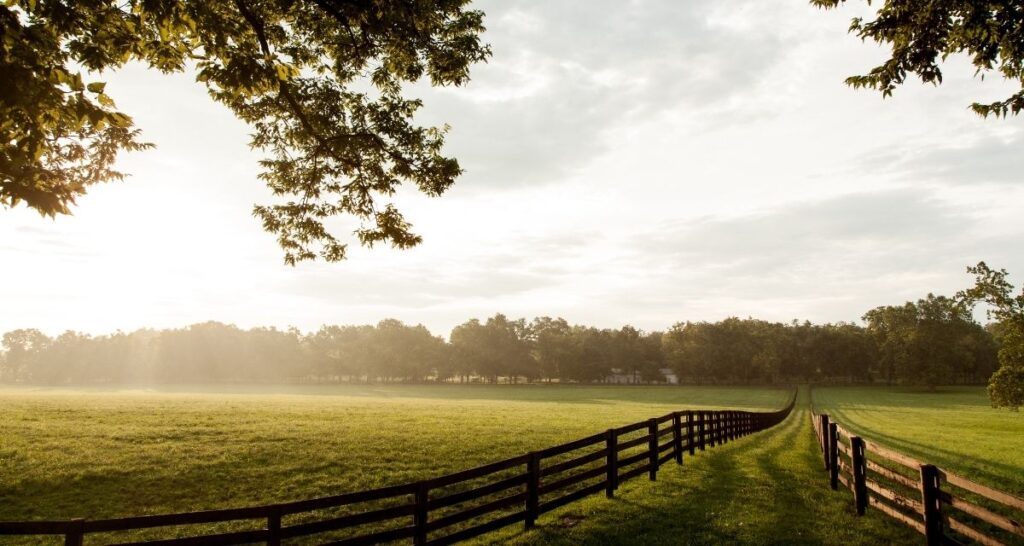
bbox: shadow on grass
[495,390,920,546]
[821,408,1024,495]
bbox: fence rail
[1,393,795,546]
[811,405,1024,546]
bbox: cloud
[621,189,1010,308]
[417,0,790,190]
[270,265,560,310]
[857,131,1024,187]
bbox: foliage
[0,0,489,263]
[986,365,1024,411]
[0,328,49,382]
[812,0,1024,117]
[956,261,1024,409]
[1,309,1000,387]
[664,319,885,385]
[450,314,533,382]
[862,293,997,388]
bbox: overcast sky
[3,0,1023,337]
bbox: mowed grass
[0,384,789,531]
[474,386,921,546]
[811,386,1024,497]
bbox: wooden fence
[811,410,1024,546]
[1,394,795,546]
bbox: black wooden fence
[811,410,1024,546]
[1,394,795,546]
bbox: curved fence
[810,408,1024,546]
[1,392,795,546]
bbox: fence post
[828,423,839,491]
[414,483,429,545]
[672,412,683,465]
[64,518,84,546]
[686,411,695,456]
[698,411,706,451]
[606,428,618,497]
[526,452,540,529]
[920,464,943,546]
[851,436,867,515]
[267,505,282,546]
[820,414,830,470]
[648,418,658,480]
[709,412,717,447]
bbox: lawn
[0,384,788,544]
[0,384,937,545]
[484,386,920,546]
[810,386,1024,497]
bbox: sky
[3,0,1023,338]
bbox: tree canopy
[862,293,996,388]
[0,0,489,263]
[812,0,1024,117]
[0,307,1000,387]
[957,261,1024,409]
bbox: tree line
[0,296,1004,388]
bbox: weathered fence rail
[1,394,795,546]
[811,407,1024,546]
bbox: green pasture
[0,385,785,527]
[4,384,1017,544]
[811,386,1024,497]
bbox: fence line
[810,399,1024,546]
[1,393,796,546]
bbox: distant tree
[608,326,646,383]
[449,318,488,382]
[563,327,612,383]
[813,0,1024,117]
[863,294,995,388]
[957,261,1024,409]
[663,322,719,385]
[639,331,667,382]
[368,319,446,382]
[1,1,489,264]
[0,328,51,382]
[303,324,376,382]
[449,315,533,382]
[529,317,575,382]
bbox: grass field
[486,387,920,546]
[811,386,1024,497]
[0,385,788,529]
[4,384,1006,545]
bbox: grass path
[485,387,917,545]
